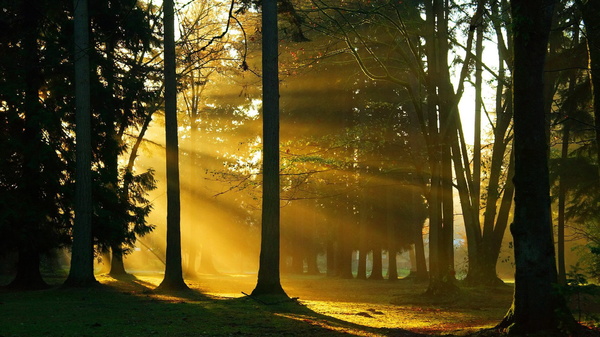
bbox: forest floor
[2,273,600,336]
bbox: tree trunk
[199,243,218,274]
[65,0,97,287]
[8,249,48,290]
[306,249,320,275]
[157,0,188,291]
[557,122,569,286]
[413,229,428,281]
[356,211,369,279]
[109,245,127,277]
[370,249,383,280]
[338,226,354,279]
[251,0,287,297]
[498,0,577,333]
[423,0,459,296]
[580,0,600,180]
[356,250,368,280]
[388,250,398,281]
[326,236,336,277]
[386,186,398,281]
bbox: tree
[157,0,189,291]
[64,0,97,287]
[0,0,71,289]
[251,0,288,297]
[497,0,577,333]
[461,0,515,286]
[89,0,161,277]
[304,0,507,291]
[0,0,161,287]
[176,0,236,277]
[577,0,600,172]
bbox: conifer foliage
[0,0,161,288]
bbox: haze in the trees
[3,0,600,334]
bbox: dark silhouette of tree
[64,0,96,287]
[251,0,288,297]
[87,1,160,277]
[577,0,600,171]
[0,1,160,287]
[157,0,189,291]
[0,0,70,289]
[497,0,578,333]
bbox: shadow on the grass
[224,294,428,336]
[95,276,428,336]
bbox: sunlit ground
[98,272,512,336]
[4,270,600,336]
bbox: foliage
[0,0,162,281]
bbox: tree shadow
[99,276,428,336]
[223,294,428,336]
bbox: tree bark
[497,0,577,333]
[8,249,48,290]
[109,245,127,276]
[557,122,569,286]
[65,0,97,287]
[580,0,600,177]
[370,249,383,280]
[251,0,287,297]
[157,0,188,291]
[413,233,429,281]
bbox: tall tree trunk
[326,233,336,277]
[65,0,97,287]
[109,246,127,276]
[10,0,50,290]
[251,0,287,297]
[356,210,369,279]
[338,217,355,279]
[157,0,188,291]
[370,249,383,280]
[557,122,569,286]
[386,188,398,281]
[388,250,398,281]
[199,243,218,274]
[425,0,459,296]
[9,249,47,290]
[356,250,367,279]
[498,0,577,333]
[413,232,428,281]
[580,1,600,176]
[105,40,129,278]
[556,43,580,285]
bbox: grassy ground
[1,273,599,336]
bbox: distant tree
[65,0,96,287]
[176,0,236,277]
[497,0,578,333]
[461,0,515,287]
[251,0,288,297]
[303,0,494,292]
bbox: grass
[1,273,599,336]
